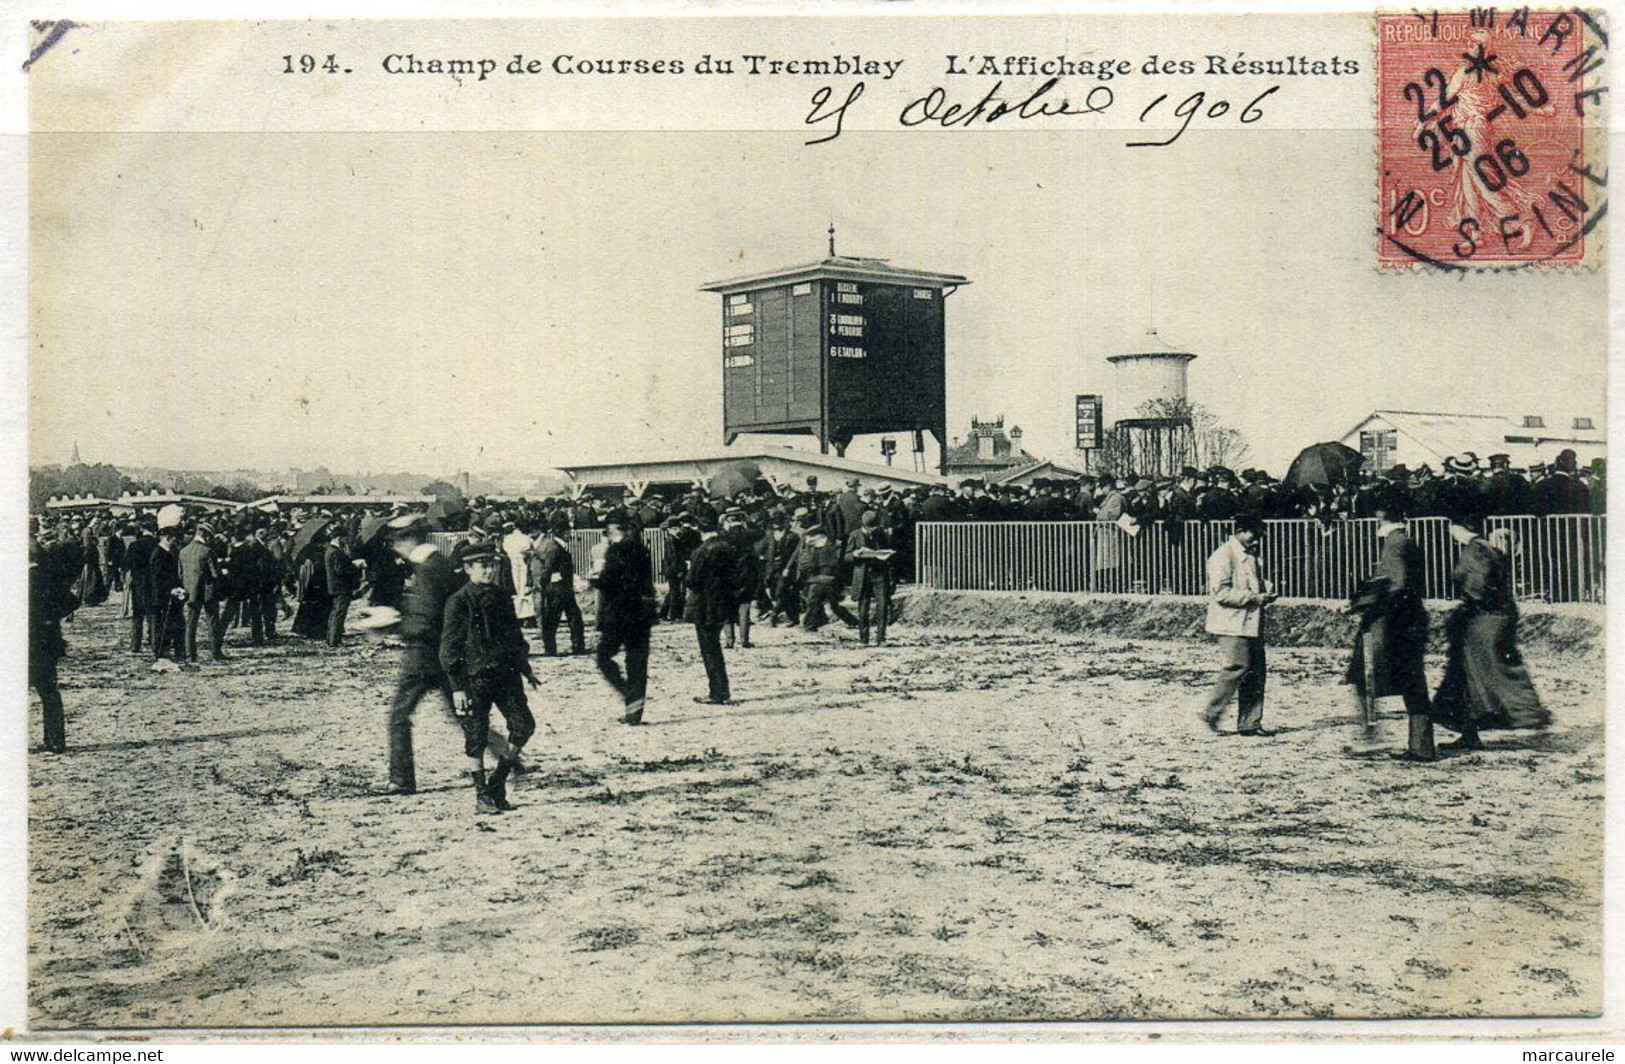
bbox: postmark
[1377,8,1608,268]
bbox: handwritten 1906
[804,77,1283,146]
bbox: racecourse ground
[26,595,1604,1027]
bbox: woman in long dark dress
[291,535,333,640]
[73,521,108,607]
[1430,510,1550,750]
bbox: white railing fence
[914,516,1605,604]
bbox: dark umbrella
[290,516,332,566]
[357,513,394,552]
[709,461,764,499]
[1283,442,1365,490]
[427,496,468,525]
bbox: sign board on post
[1075,394,1102,450]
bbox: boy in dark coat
[533,517,586,656]
[440,543,538,814]
[30,537,78,754]
[684,519,739,704]
[591,512,658,724]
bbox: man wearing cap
[29,537,78,755]
[220,525,263,646]
[249,525,283,642]
[845,511,894,646]
[592,511,658,724]
[1166,468,1199,548]
[323,529,362,649]
[180,523,227,662]
[660,513,699,622]
[829,478,865,545]
[722,508,760,650]
[1200,512,1278,735]
[382,516,461,795]
[122,525,156,654]
[440,542,538,814]
[534,516,586,657]
[149,526,187,661]
[685,518,739,704]
[795,525,859,633]
[1483,454,1532,516]
[1096,478,1129,524]
[761,518,801,627]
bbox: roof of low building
[1345,409,1605,462]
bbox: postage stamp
[1377,8,1607,268]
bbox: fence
[914,515,1605,604]
[429,528,670,583]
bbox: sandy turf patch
[27,600,1602,1027]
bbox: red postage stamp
[1377,9,1607,268]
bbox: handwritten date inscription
[805,77,1282,146]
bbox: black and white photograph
[10,6,1617,1040]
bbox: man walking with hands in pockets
[1201,512,1278,736]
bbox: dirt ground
[27,595,1604,1028]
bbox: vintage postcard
[15,2,1615,1037]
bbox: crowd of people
[25,446,1581,794]
[25,483,903,812]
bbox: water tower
[1105,330,1197,477]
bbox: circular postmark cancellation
[1377,8,1608,270]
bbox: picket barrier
[913,515,1605,604]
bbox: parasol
[709,461,764,500]
[427,496,468,524]
[1282,442,1364,490]
[357,513,394,552]
[290,516,332,565]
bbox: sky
[29,127,1608,475]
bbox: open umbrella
[709,460,764,499]
[357,513,395,552]
[1283,442,1364,490]
[427,496,468,525]
[289,516,332,566]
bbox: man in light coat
[180,524,226,662]
[1201,512,1277,735]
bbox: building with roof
[700,230,969,473]
[555,445,943,499]
[944,416,1038,478]
[245,493,438,512]
[990,458,1091,487]
[1340,410,1606,472]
